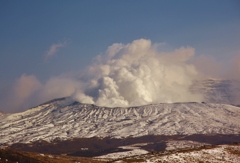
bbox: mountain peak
[0,102,240,145]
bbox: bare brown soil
[0,148,105,163]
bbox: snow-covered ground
[96,143,149,159]
[166,140,209,151]
[95,141,209,160]
[0,97,240,145]
[95,142,240,162]
[144,144,240,163]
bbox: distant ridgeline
[191,79,240,105]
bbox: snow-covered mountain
[191,79,240,105]
[0,97,240,145]
[0,79,240,161]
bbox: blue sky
[0,0,240,112]
[1,0,239,82]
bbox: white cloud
[0,75,82,113]
[2,74,42,112]
[45,41,66,58]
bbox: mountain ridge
[1,78,240,161]
[1,98,240,145]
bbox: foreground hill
[0,148,104,163]
[1,143,240,163]
[119,144,240,163]
[0,97,240,145]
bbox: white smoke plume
[0,39,205,112]
[72,39,202,106]
[5,39,240,112]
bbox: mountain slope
[191,79,240,104]
[1,98,240,145]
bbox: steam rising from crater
[6,38,240,112]
[73,39,202,106]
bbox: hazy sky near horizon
[0,0,240,112]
